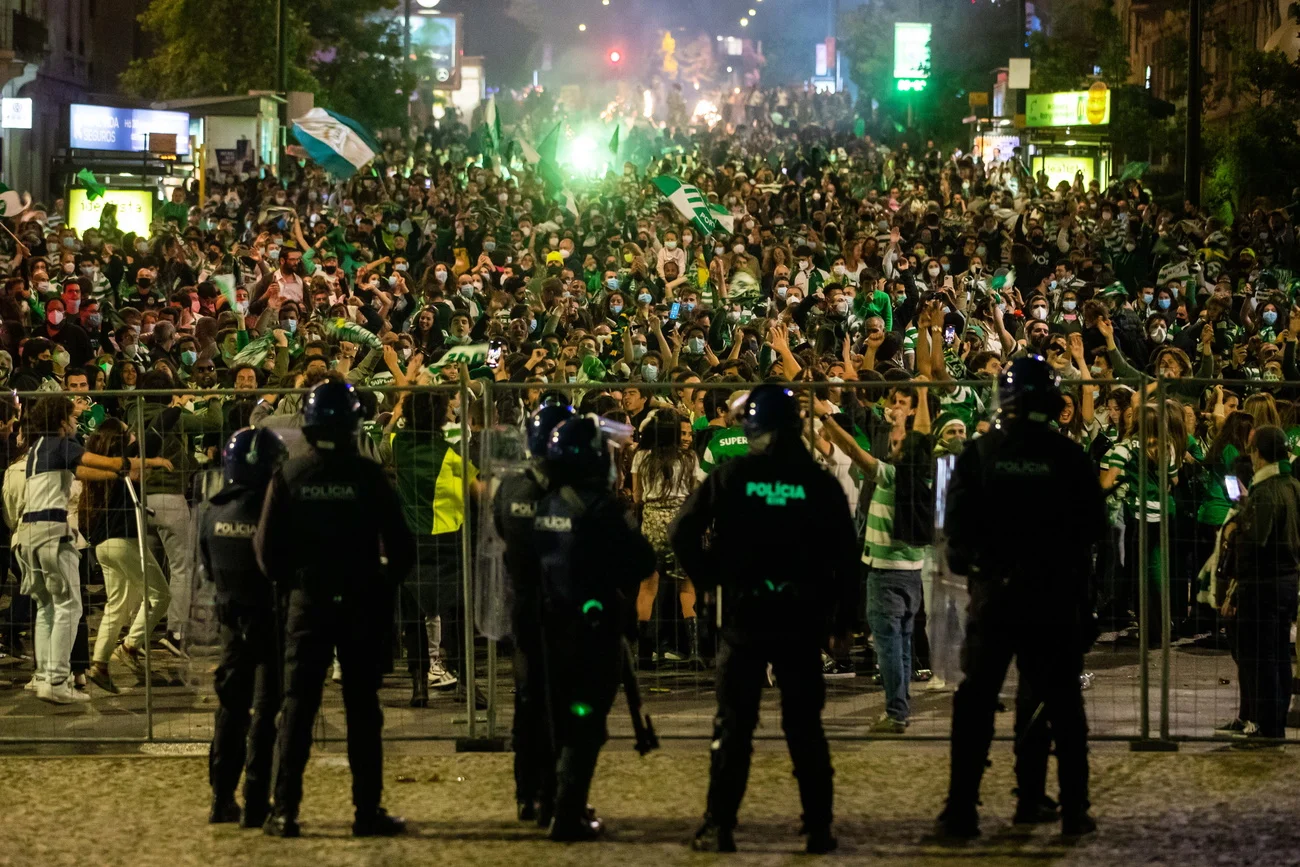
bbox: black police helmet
[302,380,362,446]
[538,389,573,409]
[527,402,576,458]
[742,384,802,439]
[222,427,288,489]
[998,354,1064,421]
[546,415,609,477]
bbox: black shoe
[454,682,488,710]
[550,815,604,842]
[518,801,538,822]
[805,828,838,855]
[208,797,241,824]
[410,678,429,709]
[263,814,300,838]
[240,803,269,829]
[1013,796,1060,824]
[1061,812,1097,836]
[535,799,555,829]
[353,808,407,837]
[690,820,737,853]
[937,804,980,839]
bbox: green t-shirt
[1102,437,1178,523]
[696,424,748,480]
[1196,443,1239,527]
[863,462,926,570]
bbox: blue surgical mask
[1063,300,1077,312]
[776,285,788,298]
[180,350,197,367]
[632,343,647,360]
[642,363,659,381]
[283,318,297,333]
[1169,286,1179,298]
[606,277,619,291]
[1263,310,1278,326]
[687,337,705,354]
[684,301,696,312]
[483,240,497,252]
[610,303,623,314]
[1157,298,1171,310]
[637,292,653,305]
[1142,293,1153,305]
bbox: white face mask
[1031,306,1047,321]
[665,240,678,250]
[732,243,744,254]
[928,266,941,277]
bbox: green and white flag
[429,342,489,372]
[322,317,382,349]
[651,175,735,237]
[212,273,237,311]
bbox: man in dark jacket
[1231,425,1300,740]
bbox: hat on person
[1252,425,1290,463]
[1099,281,1129,299]
[934,413,965,438]
[545,251,564,265]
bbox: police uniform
[493,465,555,819]
[201,482,280,825]
[256,431,416,833]
[533,470,656,839]
[941,364,1107,835]
[671,389,858,853]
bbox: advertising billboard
[68,188,154,238]
[409,13,460,90]
[893,22,931,89]
[69,104,191,154]
[1025,89,1111,127]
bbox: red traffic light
[608,50,622,63]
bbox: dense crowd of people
[0,84,1296,739]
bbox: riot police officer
[493,396,575,824]
[533,414,656,842]
[671,384,858,855]
[939,356,1107,838]
[256,380,417,838]
[204,427,288,828]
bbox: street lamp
[740,17,749,26]
[578,23,587,31]
[749,8,757,15]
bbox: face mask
[54,351,71,368]
[776,285,788,298]
[1089,364,1104,376]
[714,245,725,256]
[942,263,951,273]
[435,270,448,283]
[682,234,692,245]
[1157,298,1171,311]
[62,262,75,274]
[181,350,198,366]
[610,303,623,314]
[928,266,941,277]
[684,301,696,312]
[559,249,571,260]
[283,318,297,333]
[388,222,400,233]
[1142,293,1153,305]
[1169,286,1179,298]
[135,241,149,255]
[1150,327,1167,343]
[733,244,744,254]
[686,336,706,354]
[665,240,678,250]
[484,240,497,252]
[1031,306,1047,321]
[549,236,560,247]
[834,299,850,315]
[799,259,810,271]
[528,318,537,332]
[48,310,64,326]
[726,310,741,324]
[235,300,249,315]
[642,363,659,381]
[975,246,987,258]
[637,293,653,305]
[268,248,280,261]
[1263,310,1279,326]
[632,343,647,360]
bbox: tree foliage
[121,0,414,131]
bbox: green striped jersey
[697,424,749,480]
[939,384,987,427]
[862,462,926,570]
[1101,437,1177,523]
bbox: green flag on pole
[608,125,620,157]
[651,175,736,238]
[536,123,565,197]
[485,95,502,152]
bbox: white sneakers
[427,658,458,689]
[36,679,91,705]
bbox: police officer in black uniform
[257,380,417,838]
[493,396,574,824]
[533,414,656,842]
[670,384,858,855]
[939,356,1107,838]
[204,427,288,828]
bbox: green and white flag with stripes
[651,175,735,238]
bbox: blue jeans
[867,568,923,723]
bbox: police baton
[620,636,658,756]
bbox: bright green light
[570,702,593,717]
[897,79,927,92]
[582,599,604,614]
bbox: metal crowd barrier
[0,374,1293,747]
